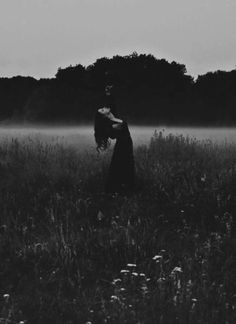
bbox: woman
[94,107,135,195]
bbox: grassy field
[0,132,235,324]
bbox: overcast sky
[0,0,236,79]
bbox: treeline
[0,52,236,125]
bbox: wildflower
[141,285,148,294]
[111,295,119,300]
[120,269,129,273]
[152,255,162,260]
[171,267,182,274]
[140,273,145,277]
[112,278,122,284]
[97,210,104,221]
[127,263,136,267]
[131,272,138,276]
[191,298,197,310]
[120,288,125,291]
[3,294,10,302]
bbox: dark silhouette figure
[94,107,135,195]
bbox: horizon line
[1,52,236,81]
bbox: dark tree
[1,53,235,125]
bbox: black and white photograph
[0,0,235,323]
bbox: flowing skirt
[105,136,135,194]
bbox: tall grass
[0,132,235,324]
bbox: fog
[0,125,236,151]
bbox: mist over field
[1,125,236,150]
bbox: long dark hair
[94,110,111,151]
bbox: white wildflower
[3,294,10,302]
[112,278,122,284]
[171,267,182,273]
[111,295,119,300]
[131,272,138,276]
[97,211,104,221]
[120,269,129,273]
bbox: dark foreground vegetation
[0,132,235,323]
[1,52,236,125]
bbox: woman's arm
[108,121,124,139]
[112,122,123,130]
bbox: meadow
[0,131,235,324]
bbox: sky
[0,0,236,79]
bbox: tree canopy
[0,53,235,125]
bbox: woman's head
[98,106,111,117]
[94,108,111,151]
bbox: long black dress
[105,120,135,194]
